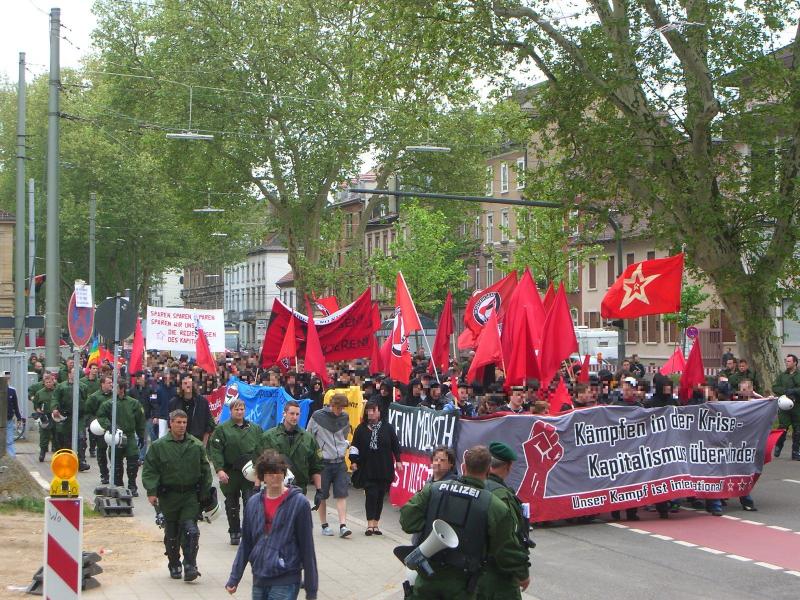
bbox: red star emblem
[620,264,661,309]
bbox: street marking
[754,562,782,570]
[699,547,725,555]
[786,571,800,577]
[721,515,740,521]
[650,534,673,541]
[673,540,697,547]
[740,519,763,525]
[781,479,800,484]
[606,523,627,529]
[628,528,649,534]
[727,554,752,562]
[767,525,791,531]
[29,470,49,490]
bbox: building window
[500,162,509,193]
[588,257,597,290]
[568,259,579,292]
[626,318,639,343]
[367,236,372,257]
[487,261,494,286]
[474,215,482,240]
[382,231,388,254]
[486,166,493,196]
[570,308,579,327]
[664,319,679,344]
[486,213,494,243]
[607,256,616,287]
[645,314,661,343]
[516,157,525,189]
[501,210,509,242]
[475,265,481,290]
[647,250,656,261]
[345,213,354,238]
[626,252,635,267]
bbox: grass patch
[0,496,99,518]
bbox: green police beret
[489,441,517,463]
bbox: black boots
[230,532,241,545]
[164,523,182,579]
[127,463,139,497]
[225,496,241,546]
[181,520,201,582]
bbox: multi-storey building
[223,234,290,351]
[180,265,224,310]
[0,210,15,344]
[149,269,184,307]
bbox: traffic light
[50,449,80,497]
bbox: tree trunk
[714,286,782,394]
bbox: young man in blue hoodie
[226,449,318,600]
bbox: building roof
[0,210,15,222]
[275,271,295,287]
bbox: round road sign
[67,292,94,347]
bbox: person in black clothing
[373,380,393,421]
[283,371,308,400]
[348,401,401,536]
[647,374,678,408]
[129,371,151,463]
[404,379,423,407]
[168,373,215,445]
[307,377,325,414]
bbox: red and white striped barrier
[44,497,83,599]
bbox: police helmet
[201,487,220,523]
[778,395,795,411]
[242,460,256,482]
[104,429,128,448]
[89,419,105,436]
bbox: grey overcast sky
[0,0,96,82]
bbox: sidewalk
[13,436,537,599]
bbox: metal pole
[45,8,61,372]
[70,347,80,452]
[15,52,27,351]
[28,179,36,347]
[608,216,626,368]
[110,296,121,481]
[89,192,96,301]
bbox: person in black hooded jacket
[646,374,678,408]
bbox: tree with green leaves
[89,0,490,301]
[403,1,799,389]
[371,202,475,315]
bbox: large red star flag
[601,253,684,319]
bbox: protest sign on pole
[146,307,225,353]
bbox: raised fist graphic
[517,419,564,502]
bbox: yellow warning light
[50,449,80,497]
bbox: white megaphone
[403,519,459,576]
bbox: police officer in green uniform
[32,373,56,462]
[81,363,102,457]
[773,353,800,459]
[208,398,262,545]
[143,409,213,582]
[53,368,89,468]
[399,445,531,600]
[86,376,114,483]
[97,380,147,494]
[477,442,534,600]
[259,400,323,504]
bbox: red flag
[502,282,541,390]
[371,302,383,331]
[542,282,555,314]
[395,272,423,333]
[660,347,687,375]
[463,270,517,336]
[457,327,477,350]
[195,320,217,374]
[764,429,786,464]
[466,311,504,384]
[304,299,331,386]
[428,291,454,375]
[549,378,572,414]
[129,317,144,382]
[313,295,340,317]
[276,316,298,369]
[602,253,684,319]
[578,354,591,383]
[369,336,383,375]
[538,282,578,387]
[678,338,705,403]
[379,333,392,377]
